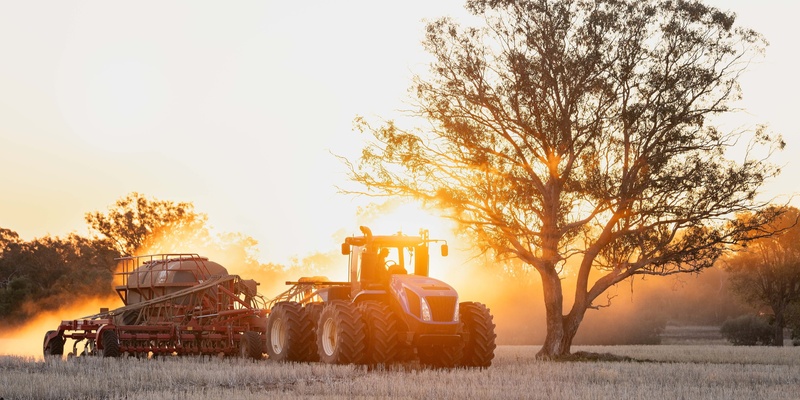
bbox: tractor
[264,226,496,368]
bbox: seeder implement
[43,254,268,359]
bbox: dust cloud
[426,223,749,345]
[0,295,121,359]
[446,255,749,345]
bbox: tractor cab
[341,226,448,293]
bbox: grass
[1,345,799,399]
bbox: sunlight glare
[354,199,459,280]
[356,200,455,241]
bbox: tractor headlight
[453,301,460,322]
[420,297,432,322]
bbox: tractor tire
[102,330,121,358]
[418,343,463,369]
[301,302,325,362]
[357,301,399,365]
[266,301,310,362]
[458,302,497,368]
[43,330,64,358]
[240,331,263,360]
[316,301,367,365]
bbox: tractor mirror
[341,243,350,255]
[441,244,448,257]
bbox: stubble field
[1,345,799,400]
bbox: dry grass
[1,345,799,399]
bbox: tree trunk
[773,304,786,347]
[536,269,586,359]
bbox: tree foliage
[0,232,119,322]
[85,192,207,256]
[1,193,267,326]
[347,0,781,357]
[720,314,774,346]
[724,206,800,346]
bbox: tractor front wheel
[317,302,366,364]
[458,302,497,367]
[357,301,399,365]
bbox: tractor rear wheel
[418,343,463,369]
[317,302,366,365]
[266,301,309,361]
[240,331,263,360]
[43,330,64,358]
[102,330,121,358]
[301,302,325,362]
[357,301,399,365]
[458,302,496,367]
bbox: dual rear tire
[265,301,313,361]
[266,300,396,366]
[315,301,401,366]
[316,301,367,364]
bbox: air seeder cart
[42,254,268,359]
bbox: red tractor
[265,227,496,368]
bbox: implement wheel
[266,301,309,361]
[102,330,121,358]
[357,301,399,365]
[43,330,64,359]
[317,302,366,365]
[458,302,497,367]
[240,331,263,360]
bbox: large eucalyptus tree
[347,0,782,357]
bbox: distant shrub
[720,315,773,346]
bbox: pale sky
[0,1,797,265]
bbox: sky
[0,0,798,265]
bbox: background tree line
[2,191,798,346]
[0,192,333,327]
[0,229,118,321]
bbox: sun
[357,199,456,242]
[353,198,463,280]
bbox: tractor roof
[344,235,425,248]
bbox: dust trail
[0,295,121,359]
